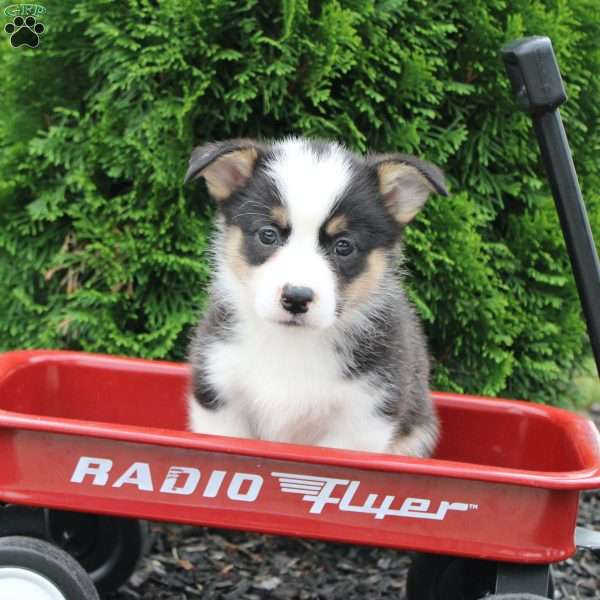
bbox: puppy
[184,137,447,457]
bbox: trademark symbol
[469,504,479,510]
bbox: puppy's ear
[184,139,263,201]
[370,153,448,225]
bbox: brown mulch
[109,406,600,600]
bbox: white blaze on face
[252,139,352,329]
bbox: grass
[573,354,600,409]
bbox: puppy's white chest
[201,323,396,453]
[207,327,345,443]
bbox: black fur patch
[340,316,396,379]
[337,286,433,433]
[189,300,236,410]
[192,372,222,410]
[339,305,403,420]
[319,162,398,284]
[220,151,291,267]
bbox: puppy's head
[185,138,447,329]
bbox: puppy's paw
[388,422,439,458]
[188,394,252,439]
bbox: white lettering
[70,457,113,486]
[160,467,200,495]
[227,473,263,501]
[112,462,154,491]
[398,497,431,517]
[203,470,226,497]
[272,472,477,521]
[70,458,476,523]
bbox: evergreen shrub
[1,0,599,406]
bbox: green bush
[0,0,598,406]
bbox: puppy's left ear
[370,154,448,225]
[183,139,264,201]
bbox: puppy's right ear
[183,139,263,201]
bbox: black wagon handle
[501,36,600,378]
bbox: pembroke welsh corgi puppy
[184,137,447,457]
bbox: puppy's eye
[334,238,355,257]
[258,226,280,246]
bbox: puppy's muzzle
[281,285,314,315]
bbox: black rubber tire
[406,553,497,600]
[46,511,148,597]
[407,553,555,600]
[0,535,99,599]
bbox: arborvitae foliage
[0,1,598,405]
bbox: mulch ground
[109,406,600,600]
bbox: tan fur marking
[377,162,432,224]
[225,226,250,282]
[204,148,258,201]
[271,206,289,229]
[325,214,348,237]
[343,249,386,311]
[377,163,412,195]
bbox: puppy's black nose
[281,285,314,315]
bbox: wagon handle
[501,36,600,378]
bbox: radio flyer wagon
[0,38,599,600]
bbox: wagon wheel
[0,505,149,596]
[46,510,149,597]
[0,536,99,600]
[406,553,497,600]
[406,554,555,600]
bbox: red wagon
[0,349,599,599]
[0,37,599,600]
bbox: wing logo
[271,472,476,520]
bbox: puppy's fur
[185,138,447,457]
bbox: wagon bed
[0,349,598,567]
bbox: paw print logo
[4,15,45,48]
